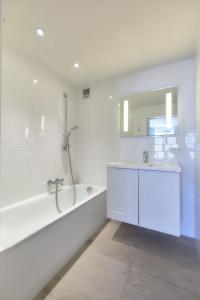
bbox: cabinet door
[107,168,139,225]
[139,170,180,236]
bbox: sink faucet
[143,151,149,163]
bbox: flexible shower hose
[55,183,62,213]
[67,146,76,206]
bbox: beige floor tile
[47,247,129,300]
[139,231,198,264]
[133,248,200,296]
[45,295,58,300]
[96,220,121,240]
[91,236,138,268]
[44,221,200,300]
[121,268,200,300]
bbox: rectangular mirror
[120,87,178,137]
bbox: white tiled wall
[0,46,78,207]
[77,58,196,238]
[195,43,200,256]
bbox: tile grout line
[119,248,141,300]
[131,265,200,298]
[119,268,132,300]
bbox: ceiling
[2,0,200,87]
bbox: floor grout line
[130,264,200,298]
[119,248,141,300]
[119,269,131,300]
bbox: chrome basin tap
[143,151,149,163]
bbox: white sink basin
[107,161,181,173]
[146,162,164,166]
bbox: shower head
[63,126,79,137]
[63,125,79,150]
[71,126,79,131]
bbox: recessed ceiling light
[74,63,80,68]
[33,79,38,84]
[36,28,45,37]
[108,95,113,99]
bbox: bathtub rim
[0,183,105,213]
[0,183,106,253]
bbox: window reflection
[149,116,177,136]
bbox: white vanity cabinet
[107,163,181,237]
[139,170,180,236]
[107,168,139,225]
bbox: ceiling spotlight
[74,62,80,68]
[36,28,45,37]
[33,79,38,84]
[108,95,113,99]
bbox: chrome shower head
[63,125,79,151]
[63,126,79,137]
[71,126,79,131]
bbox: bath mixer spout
[47,178,64,213]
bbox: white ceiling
[3,0,200,87]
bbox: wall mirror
[120,87,178,137]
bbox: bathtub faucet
[47,178,64,193]
[47,178,64,213]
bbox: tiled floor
[44,220,200,300]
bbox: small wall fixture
[82,88,90,99]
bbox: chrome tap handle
[60,178,64,185]
[47,180,53,185]
[143,151,149,163]
[55,178,64,185]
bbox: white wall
[0,46,78,207]
[195,44,200,256]
[77,58,196,238]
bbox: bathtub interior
[59,184,104,210]
[0,184,106,250]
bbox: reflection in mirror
[120,87,178,137]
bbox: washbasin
[107,161,181,173]
[146,162,164,167]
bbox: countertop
[107,162,181,173]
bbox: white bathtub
[0,183,106,300]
